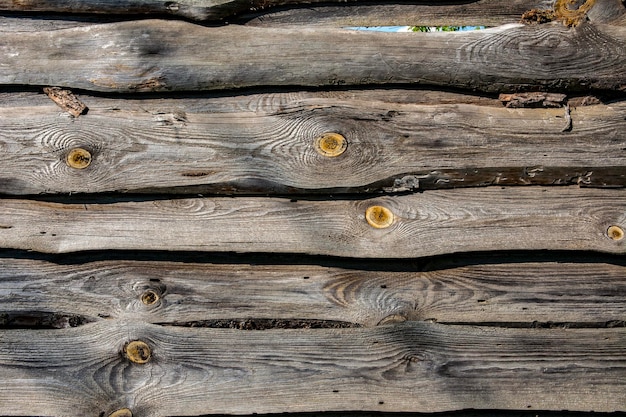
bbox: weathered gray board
[0,320,625,417]
[0,188,624,256]
[0,91,624,194]
[1,0,626,416]
[1,258,625,326]
[1,0,625,26]
[0,0,558,23]
[1,19,625,93]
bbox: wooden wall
[0,0,625,416]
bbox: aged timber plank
[246,1,544,27]
[0,91,624,194]
[0,320,624,416]
[247,0,626,27]
[1,19,625,93]
[0,258,624,326]
[0,0,554,23]
[2,0,623,26]
[0,188,624,256]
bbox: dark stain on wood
[0,311,92,329]
[159,318,361,329]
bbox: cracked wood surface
[0,257,625,326]
[0,320,624,416]
[1,1,626,415]
[0,91,624,194]
[0,188,624,256]
[1,19,625,93]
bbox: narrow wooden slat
[1,258,625,326]
[1,19,625,93]
[0,188,624,256]
[0,91,624,194]
[0,320,624,416]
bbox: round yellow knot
[124,340,151,364]
[66,148,92,169]
[365,205,394,229]
[141,289,160,306]
[315,132,347,157]
[607,225,624,241]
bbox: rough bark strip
[42,87,88,117]
[0,188,624,256]
[0,258,624,326]
[1,19,625,93]
[0,320,624,416]
[0,92,623,195]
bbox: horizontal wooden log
[0,188,624,256]
[2,0,624,26]
[1,19,625,93]
[1,257,625,326]
[248,0,626,27]
[0,320,624,416]
[247,1,543,27]
[0,91,624,194]
[0,0,554,25]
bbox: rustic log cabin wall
[0,0,625,417]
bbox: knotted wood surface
[1,0,625,416]
[0,91,624,194]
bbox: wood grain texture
[247,0,626,27]
[0,0,554,23]
[0,91,624,194]
[0,188,624,256]
[0,258,625,326]
[2,0,623,26]
[246,0,553,27]
[0,320,624,416]
[1,19,625,93]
